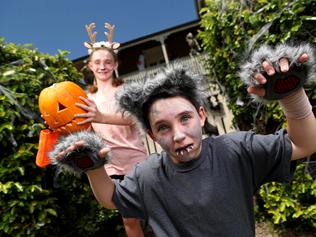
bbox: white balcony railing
[121,54,208,83]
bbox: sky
[0,0,199,60]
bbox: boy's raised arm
[240,43,316,160]
[49,131,117,209]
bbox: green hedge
[0,38,123,236]
[199,0,316,231]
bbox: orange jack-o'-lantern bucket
[36,81,91,167]
[39,81,90,134]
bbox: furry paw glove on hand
[239,43,315,101]
[49,131,111,175]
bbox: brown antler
[85,23,97,44]
[104,23,115,43]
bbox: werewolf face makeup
[148,96,206,164]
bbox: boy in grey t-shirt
[52,44,316,236]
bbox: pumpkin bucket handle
[36,129,59,167]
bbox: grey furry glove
[239,43,315,101]
[49,131,111,175]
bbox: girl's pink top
[88,93,147,176]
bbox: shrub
[0,38,123,236]
[199,0,316,231]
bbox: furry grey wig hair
[49,131,111,175]
[239,43,315,101]
[115,65,206,131]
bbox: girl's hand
[75,96,104,124]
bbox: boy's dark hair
[116,65,206,131]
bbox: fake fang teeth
[176,145,193,156]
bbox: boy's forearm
[279,89,316,160]
[286,114,316,160]
[86,167,117,209]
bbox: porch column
[153,34,170,65]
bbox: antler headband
[84,22,120,54]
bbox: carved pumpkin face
[39,81,90,135]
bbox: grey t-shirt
[112,129,294,237]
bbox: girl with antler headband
[75,22,147,237]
